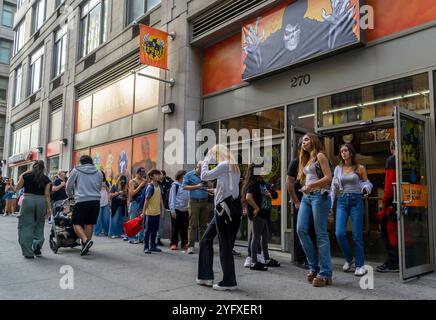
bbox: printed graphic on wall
[132,133,158,175]
[140,25,168,70]
[242,0,363,80]
[90,140,132,185]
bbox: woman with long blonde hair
[296,133,333,287]
[196,144,241,291]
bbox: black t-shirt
[246,181,268,220]
[386,155,396,170]
[110,185,127,216]
[23,173,51,195]
[51,178,68,202]
[0,181,5,197]
[287,159,303,202]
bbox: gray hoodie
[66,164,103,203]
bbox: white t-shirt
[100,187,109,207]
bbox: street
[1,215,436,300]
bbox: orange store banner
[140,24,168,70]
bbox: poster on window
[139,24,168,70]
[242,0,364,80]
[132,132,158,175]
[90,140,132,186]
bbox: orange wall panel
[202,33,243,96]
[367,0,436,41]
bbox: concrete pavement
[1,215,436,300]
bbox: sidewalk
[1,215,435,300]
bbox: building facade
[0,0,15,166]
[191,0,436,281]
[4,0,436,280]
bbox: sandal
[306,271,318,283]
[312,276,333,287]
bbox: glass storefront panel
[47,157,59,179]
[76,95,92,133]
[221,107,284,138]
[92,75,134,127]
[286,100,315,229]
[135,67,159,113]
[132,132,158,173]
[318,73,430,127]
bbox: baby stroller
[49,199,80,254]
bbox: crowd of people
[2,134,400,290]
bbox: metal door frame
[394,106,434,280]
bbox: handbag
[123,216,143,238]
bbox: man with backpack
[168,170,190,250]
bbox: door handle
[402,182,413,205]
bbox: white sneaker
[187,247,194,254]
[212,284,237,291]
[196,279,213,287]
[343,260,354,272]
[244,257,251,268]
[257,253,265,264]
[355,267,367,277]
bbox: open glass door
[394,106,434,280]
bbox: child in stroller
[49,199,80,254]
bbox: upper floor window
[14,20,25,54]
[81,0,108,57]
[17,0,26,9]
[32,0,46,33]
[2,3,16,27]
[56,0,65,8]
[0,77,8,103]
[53,25,67,77]
[126,0,160,25]
[30,46,44,94]
[0,40,12,64]
[14,65,23,106]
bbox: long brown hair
[297,133,326,184]
[32,160,46,189]
[339,143,359,172]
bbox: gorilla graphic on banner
[243,0,359,79]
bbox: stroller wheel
[50,239,58,254]
[49,230,59,254]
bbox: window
[14,66,22,105]
[14,20,25,54]
[17,0,26,9]
[81,0,108,57]
[11,120,40,155]
[49,110,62,141]
[0,40,12,64]
[33,0,46,33]
[0,77,8,102]
[2,3,16,27]
[126,0,160,25]
[53,25,67,77]
[56,0,65,8]
[30,46,44,94]
[318,73,430,127]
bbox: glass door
[394,106,434,280]
[251,139,284,248]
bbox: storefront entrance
[317,106,433,280]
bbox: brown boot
[312,276,333,287]
[306,271,318,283]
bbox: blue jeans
[335,193,365,267]
[297,192,332,278]
[109,207,125,237]
[128,201,144,241]
[143,215,160,250]
[94,205,110,236]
